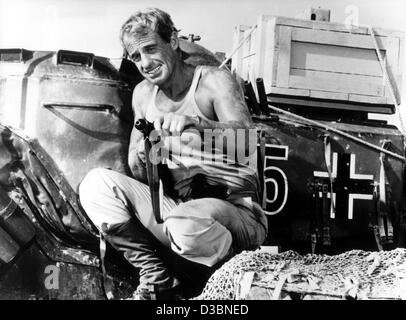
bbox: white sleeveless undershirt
[144,65,260,202]
[145,66,209,123]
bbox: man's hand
[153,113,199,134]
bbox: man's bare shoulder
[200,65,232,82]
[198,65,242,97]
[132,79,154,112]
[199,66,240,91]
[196,65,251,124]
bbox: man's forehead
[124,28,161,51]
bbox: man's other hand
[153,113,199,134]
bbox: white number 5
[262,145,289,215]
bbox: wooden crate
[231,16,404,113]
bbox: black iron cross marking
[314,153,374,220]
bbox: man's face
[124,29,177,86]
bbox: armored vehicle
[0,10,405,299]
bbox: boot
[157,240,238,299]
[101,218,181,300]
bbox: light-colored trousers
[79,168,267,267]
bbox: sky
[1,0,406,125]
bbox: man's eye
[145,47,156,53]
[131,54,141,62]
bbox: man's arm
[197,67,253,129]
[128,81,150,184]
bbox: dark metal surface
[244,81,261,115]
[0,50,135,192]
[256,78,270,116]
[255,114,405,253]
[0,50,142,299]
[0,240,136,300]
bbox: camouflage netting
[195,249,406,300]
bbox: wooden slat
[274,16,404,37]
[254,16,268,79]
[268,95,394,114]
[276,26,292,88]
[349,93,388,104]
[310,90,349,101]
[397,35,404,104]
[291,28,389,50]
[258,13,279,78]
[231,26,243,75]
[230,27,241,74]
[231,25,251,78]
[265,19,277,90]
[290,41,383,77]
[255,16,277,89]
[242,27,254,80]
[269,86,310,96]
[275,16,368,34]
[289,69,385,96]
[271,19,280,86]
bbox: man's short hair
[120,8,179,48]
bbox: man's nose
[140,54,153,70]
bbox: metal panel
[256,116,404,249]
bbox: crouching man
[79,7,267,300]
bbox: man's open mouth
[146,65,161,75]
